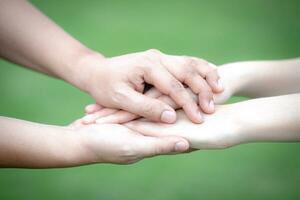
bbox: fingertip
[160,109,177,124]
[85,104,102,114]
[217,79,225,92]
[174,140,190,152]
[82,114,96,124]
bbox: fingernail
[197,110,203,122]
[217,79,224,90]
[175,141,188,152]
[209,100,214,111]
[82,114,94,123]
[161,110,176,123]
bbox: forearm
[0,116,88,168]
[0,0,104,91]
[220,58,300,98]
[233,93,300,143]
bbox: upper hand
[81,62,239,125]
[81,49,223,124]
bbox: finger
[82,108,118,124]
[206,63,224,93]
[144,67,203,123]
[135,135,190,159]
[97,91,181,124]
[96,93,180,124]
[114,87,177,124]
[85,104,103,114]
[126,119,164,137]
[144,87,163,98]
[196,62,224,93]
[68,119,85,129]
[96,110,139,124]
[184,73,214,114]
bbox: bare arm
[127,93,300,149]
[0,0,224,124]
[0,0,99,90]
[0,117,84,168]
[0,116,188,168]
[217,58,300,101]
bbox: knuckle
[141,102,158,118]
[199,88,213,99]
[111,88,128,105]
[198,58,209,66]
[208,67,218,75]
[118,145,139,164]
[187,57,199,69]
[153,146,165,156]
[205,66,218,77]
[142,49,163,71]
[169,80,185,94]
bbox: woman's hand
[125,108,241,149]
[125,94,300,149]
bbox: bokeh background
[1,0,300,199]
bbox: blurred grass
[1,0,300,199]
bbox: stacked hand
[77,62,242,150]
[67,119,189,164]
[79,49,223,124]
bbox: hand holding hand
[80,62,241,125]
[68,119,189,164]
[80,49,223,124]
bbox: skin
[87,58,300,148]
[0,117,189,168]
[126,94,300,149]
[86,58,300,124]
[0,0,222,167]
[0,0,223,124]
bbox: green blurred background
[1,0,300,199]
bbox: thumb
[117,87,177,123]
[136,136,190,158]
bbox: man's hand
[0,1,222,124]
[80,49,223,124]
[69,119,190,165]
[79,62,240,125]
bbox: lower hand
[68,119,190,164]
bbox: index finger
[144,67,203,123]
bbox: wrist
[56,127,94,167]
[228,100,260,144]
[222,103,249,146]
[218,62,246,96]
[62,48,106,93]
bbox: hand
[68,119,190,164]
[124,108,241,149]
[80,49,223,124]
[80,63,238,125]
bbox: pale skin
[0,0,222,167]
[88,58,300,148]
[0,117,189,168]
[0,0,223,124]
